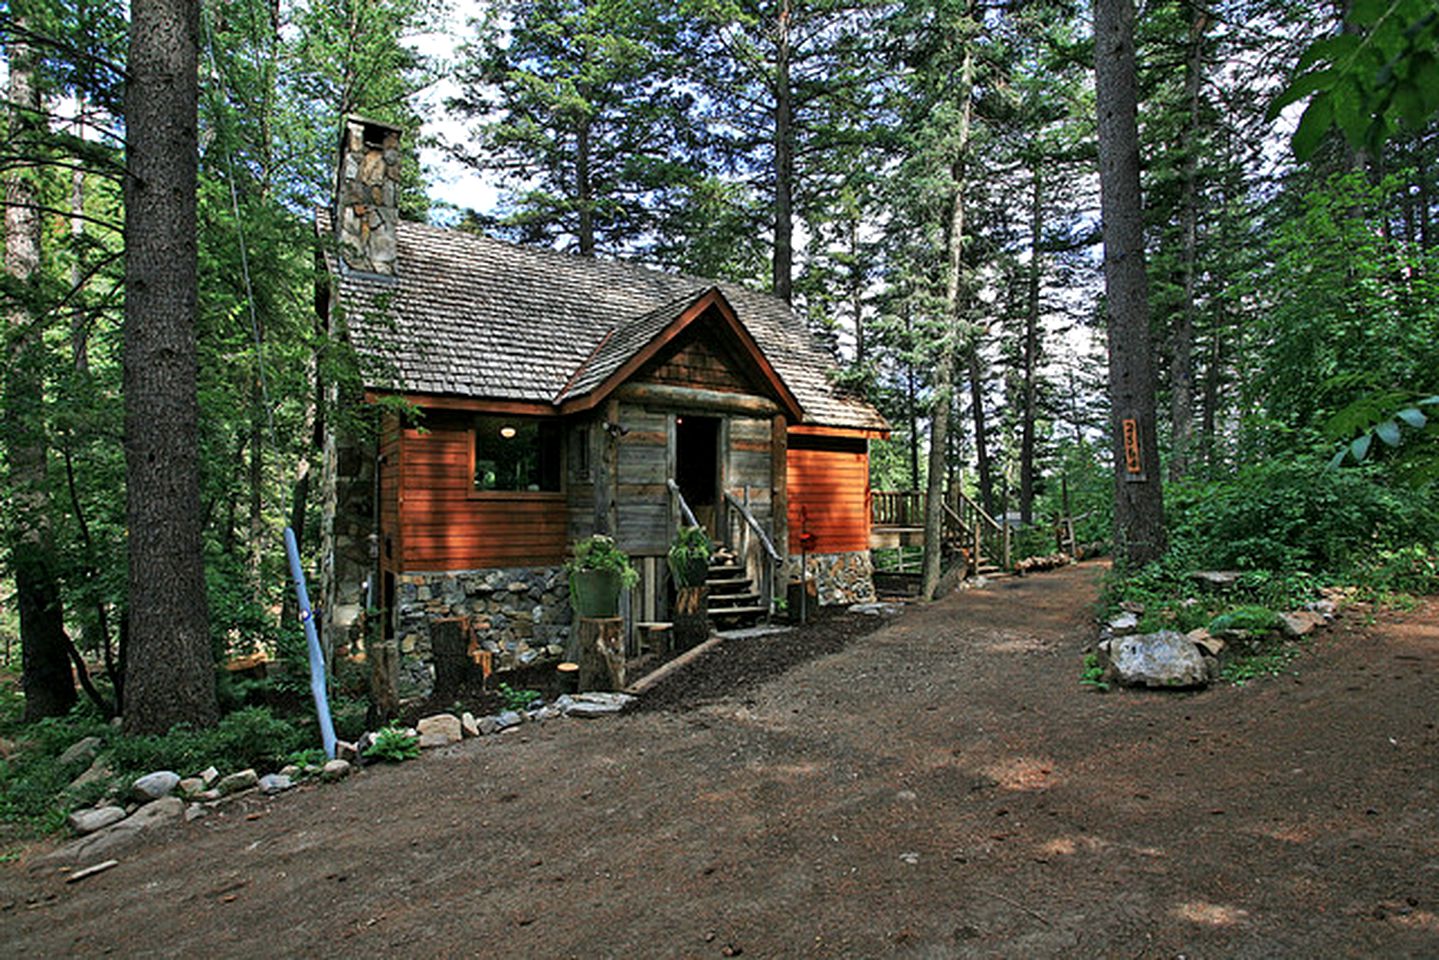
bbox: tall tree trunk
[1019,169,1042,524]
[71,95,91,374]
[1169,0,1206,482]
[849,214,865,364]
[966,336,994,517]
[5,13,77,721]
[772,0,794,301]
[123,0,218,733]
[921,26,974,601]
[1094,0,1166,568]
[905,310,919,491]
[576,110,595,256]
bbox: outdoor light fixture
[499,425,517,439]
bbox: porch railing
[724,489,780,619]
[870,488,1011,574]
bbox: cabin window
[473,417,562,492]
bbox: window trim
[467,414,565,499]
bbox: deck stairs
[704,546,768,627]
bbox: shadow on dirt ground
[3,561,1437,958]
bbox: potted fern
[667,525,712,588]
[566,534,639,618]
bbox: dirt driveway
[3,562,1437,958]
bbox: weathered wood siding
[639,325,755,394]
[786,432,871,554]
[614,403,670,555]
[725,415,774,529]
[397,411,567,570]
[566,419,598,544]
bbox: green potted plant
[667,525,712,588]
[566,534,639,618]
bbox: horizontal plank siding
[616,404,669,554]
[399,417,567,570]
[787,446,870,554]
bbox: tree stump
[430,618,470,700]
[674,586,709,650]
[368,640,400,726]
[578,617,625,691]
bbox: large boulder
[416,713,463,747]
[1107,630,1210,689]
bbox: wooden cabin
[317,118,887,691]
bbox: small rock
[66,757,114,794]
[565,701,624,719]
[177,777,205,797]
[1190,570,1244,590]
[278,764,301,779]
[1279,611,1323,638]
[416,713,463,744]
[494,711,523,730]
[1186,628,1225,658]
[131,771,181,802]
[335,740,360,763]
[198,766,219,786]
[477,716,501,736]
[258,773,294,795]
[67,806,126,836]
[216,769,259,796]
[57,736,104,770]
[321,759,351,782]
[184,803,209,822]
[1106,612,1141,637]
[461,712,480,738]
[848,602,904,616]
[194,789,221,802]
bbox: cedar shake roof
[319,215,887,431]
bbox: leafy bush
[363,725,419,763]
[107,706,308,779]
[1208,606,1281,634]
[1166,460,1438,575]
[496,682,540,712]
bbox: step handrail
[722,490,781,563]
[665,478,700,529]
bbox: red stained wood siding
[786,431,870,554]
[379,414,403,577]
[396,412,567,570]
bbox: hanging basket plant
[566,535,639,618]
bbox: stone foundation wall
[394,567,571,698]
[782,550,877,606]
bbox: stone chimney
[334,116,402,276]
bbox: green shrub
[107,706,308,779]
[496,682,540,712]
[1208,605,1281,634]
[1166,460,1439,575]
[363,725,419,763]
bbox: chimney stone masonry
[334,116,402,277]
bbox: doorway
[675,415,720,537]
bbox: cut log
[430,618,470,700]
[368,640,399,725]
[577,617,625,692]
[674,586,709,650]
